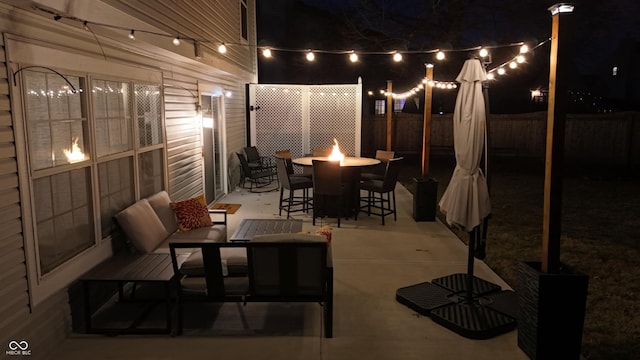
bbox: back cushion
[147,191,178,234]
[115,199,170,253]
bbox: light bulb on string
[173,36,181,46]
[497,68,506,75]
[436,51,445,60]
[487,73,495,80]
[517,55,526,63]
[306,51,315,62]
[392,52,402,62]
[509,61,518,69]
[520,44,529,53]
[262,48,272,58]
[479,48,489,58]
[349,51,358,63]
[128,30,135,40]
[218,43,227,53]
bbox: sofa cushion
[173,247,248,276]
[114,199,170,254]
[170,196,213,232]
[166,225,227,242]
[146,190,179,234]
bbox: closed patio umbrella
[438,58,491,231]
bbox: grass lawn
[398,154,640,360]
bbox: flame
[327,138,345,165]
[64,137,86,163]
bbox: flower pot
[517,261,589,360]
[413,177,437,221]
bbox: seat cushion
[114,199,170,254]
[173,247,248,276]
[146,191,179,234]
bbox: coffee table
[229,218,303,242]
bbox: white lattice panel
[249,82,361,159]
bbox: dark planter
[517,261,589,360]
[413,177,438,221]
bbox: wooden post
[421,64,434,178]
[542,4,573,273]
[386,80,393,151]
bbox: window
[22,70,164,276]
[374,100,385,115]
[241,0,248,41]
[393,99,406,113]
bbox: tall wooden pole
[421,64,434,178]
[542,3,574,273]
[386,80,393,151]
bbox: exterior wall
[0,1,255,358]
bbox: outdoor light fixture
[262,48,272,58]
[194,41,201,59]
[479,48,489,57]
[128,30,135,40]
[306,51,315,61]
[517,55,526,63]
[349,51,358,62]
[392,52,402,62]
[487,73,495,80]
[218,43,227,53]
[509,61,518,69]
[520,44,529,53]
[548,3,574,15]
[172,36,181,46]
[497,68,506,75]
[436,51,445,60]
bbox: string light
[306,51,315,62]
[36,6,550,99]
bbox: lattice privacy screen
[249,82,362,160]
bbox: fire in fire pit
[327,138,345,165]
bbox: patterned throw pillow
[170,196,213,232]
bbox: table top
[80,253,185,282]
[229,218,304,242]
[292,156,380,167]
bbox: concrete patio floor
[51,183,528,360]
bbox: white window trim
[8,36,163,307]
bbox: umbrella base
[431,301,517,340]
[396,278,518,339]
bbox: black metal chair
[275,156,313,218]
[275,149,311,179]
[236,152,277,192]
[361,150,395,181]
[359,157,403,225]
[312,160,348,227]
[244,146,274,169]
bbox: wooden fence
[361,111,640,166]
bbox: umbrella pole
[466,227,477,302]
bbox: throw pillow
[170,196,213,232]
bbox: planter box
[413,178,437,221]
[517,261,589,360]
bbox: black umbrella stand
[396,222,518,339]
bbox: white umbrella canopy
[438,58,491,232]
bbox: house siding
[0,1,255,357]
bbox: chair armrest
[208,209,227,225]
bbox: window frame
[9,37,165,307]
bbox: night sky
[257,0,640,113]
